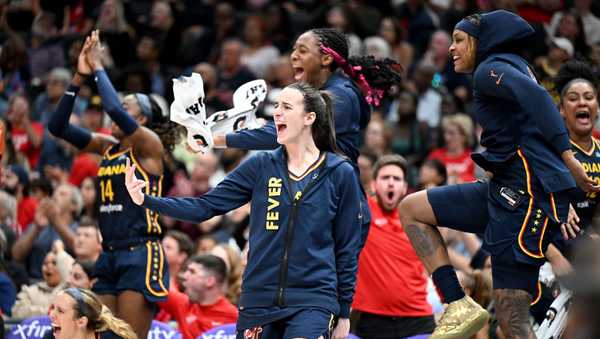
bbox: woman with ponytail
[125,82,363,339]
[48,287,136,339]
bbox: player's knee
[399,191,423,220]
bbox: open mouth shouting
[275,122,288,137]
[293,67,305,81]
[575,110,592,126]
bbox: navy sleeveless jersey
[571,138,600,228]
[97,145,163,245]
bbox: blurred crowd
[1,0,600,338]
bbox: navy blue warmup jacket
[142,148,363,317]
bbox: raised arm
[86,30,164,161]
[125,154,258,223]
[48,35,117,155]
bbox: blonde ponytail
[97,305,138,339]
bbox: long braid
[311,28,403,106]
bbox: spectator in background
[73,218,101,263]
[263,54,296,118]
[6,94,44,169]
[0,228,17,317]
[149,0,183,68]
[162,230,194,292]
[352,155,435,339]
[428,114,475,184]
[378,16,414,73]
[548,0,600,47]
[32,68,73,125]
[389,91,427,174]
[158,255,238,339]
[534,38,574,98]
[363,36,391,60]
[217,39,256,106]
[38,137,75,186]
[414,61,443,131]
[12,183,80,279]
[29,12,66,82]
[418,159,447,190]
[95,0,136,68]
[0,34,28,103]
[326,6,362,56]
[358,148,378,196]
[553,10,590,59]
[210,243,243,305]
[80,95,109,135]
[241,14,280,79]
[66,260,97,290]
[423,30,471,104]
[136,35,166,96]
[394,0,437,59]
[364,117,390,157]
[11,248,73,319]
[78,177,97,220]
[2,164,37,234]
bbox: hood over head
[455,10,535,66]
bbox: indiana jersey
[571,138,600,228]
[97,145,163,244]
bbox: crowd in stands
[1,0,600,338]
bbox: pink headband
[320,44,384,106]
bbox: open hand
[85,30,105,71]
[125,158,146,205]
[77,35,94,76]
[561,204,580,240]
[564,154,600,193]
[331,318,350,339]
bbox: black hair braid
[348,55,404,93]
[311,28,403,96]
[147,96,184,152]
[311,28,349,65]
[555,60,598,99]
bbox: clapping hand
[77,35,94,76]
[85,30,105,71]
[125,158,146,205]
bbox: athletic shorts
[236,307,335,339]
[427,152,570,299]
[93,240,170,303]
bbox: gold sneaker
[430,295,490,339]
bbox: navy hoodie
[458,10,575,222]
[142,148,362,318]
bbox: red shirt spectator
[159,255,238,339]
[428,147,475,183]
[353,195,432,317]
[16,196,37,233]
[11,122,44,169]
[428,114,475,184]
[68,153,99,187]
[7,95,44,169]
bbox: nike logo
[495,73,504,85]
[65,91,76,96]
[489,70,504,85]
